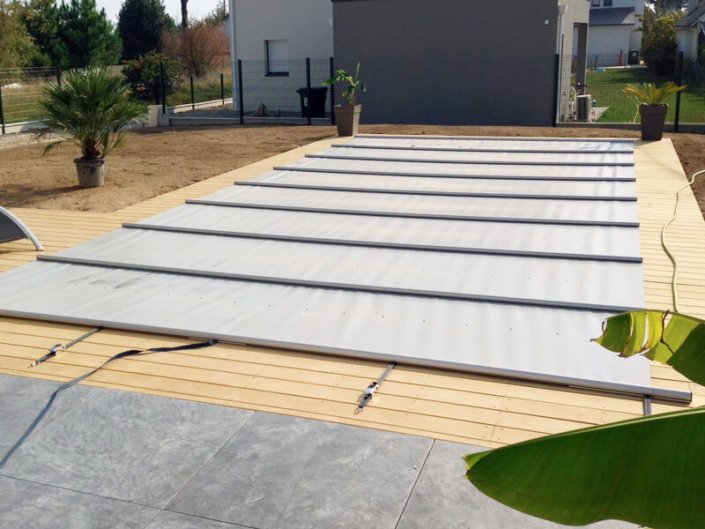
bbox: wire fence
[236,58,333,120]
[558,53,705,126]
[0,66,60,131]
[167,68,234,108]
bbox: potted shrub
[324,63,365,136]
[623,81,686,141]
[40,68,146,187]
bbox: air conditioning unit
[577,94,592,122]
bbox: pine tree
[58,0,122,68]
[118,0,173,61]
[21,0,69,67]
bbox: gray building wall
[332,0,562,126]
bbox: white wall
[232,0,333,60]
[588,25,632,57]
[229,0,333,114]
[677,28,699,60]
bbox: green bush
[122,51,182,104]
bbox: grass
[585,67,705,123]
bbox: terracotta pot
[75,158,105,187]
[639,104,668,141]
[334,104,362,136]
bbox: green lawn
[585,67,705,123]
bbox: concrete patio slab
[0,374,253,508]
[396,440,635,529]
[0,373,641,529]
[0,475,156,529]
[168,411,432,529]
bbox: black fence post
[55,65,62,87]
[159,61,167,114]
[190,75,195,110]
[674,51,684,133]
[552,54,560,127]
[329,57,335,126]
[237,59,244,125]
[220,73,225,105]
[305,58,312,125]
[0,82,5,135]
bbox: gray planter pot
[75,158,105,187]
[334,104,362,136]
[639,104,668,141]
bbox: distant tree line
[0,0,229,75]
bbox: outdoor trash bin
[296,87,328,118]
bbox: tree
[162,18,229,77]
[641,8,681,75]
[117,0,174,61]
[20,0,69,67]
[180,0,187,29]
[122,51,181,104]
[646,0,688,12]
[0,0,37,69]
[57,0,122,69]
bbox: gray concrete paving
[0,374,636,529]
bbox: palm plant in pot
[40,68,146,188]
[324,63,365,136]
[623,81,686,141]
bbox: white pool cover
[0,135,689,402]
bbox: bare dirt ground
[1,124,704,215]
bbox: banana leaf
[464,310,705,529]
[465,406,705,529]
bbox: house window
[603,0,612,5]
[266,40,289,76]
[591,0,600,6]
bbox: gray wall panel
[333,0,558,125]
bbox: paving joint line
[393,439,436,529]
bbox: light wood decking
[0,137,702,448]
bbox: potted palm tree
[623,82,686,141]
[40,68,146,187]
[324,63,365,136]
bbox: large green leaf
[465,406,705,529]
[594,311,705,386]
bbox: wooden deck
[0,137,702,448]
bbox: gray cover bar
[185,199,641,228]
[307,153,635,167]
[354,133,635,143]
[38,254,640,314]
[273,166,637,182]
[124,223,643,263]
[331,143,635,155]
[235,181,638,202]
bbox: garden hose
[660,168,705,313]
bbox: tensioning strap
[355,362,397,414]
[0,339,218,471]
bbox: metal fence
[557,52,705,127]
[0,66,61,133]
[235,58,334,122]
[167,68,233,109]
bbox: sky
[96,0,225,23]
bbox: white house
[587,0,644,63]
[677,0,705,61]
[227,0,333,116]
